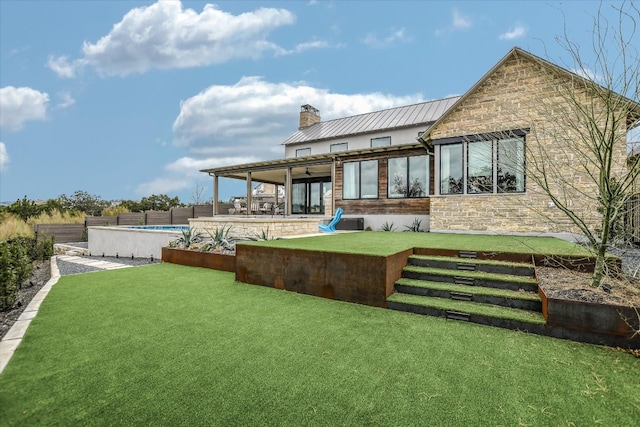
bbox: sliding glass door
[292,178,331,214]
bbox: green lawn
[244,231,592,257]
[1,264,638,426]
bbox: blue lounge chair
[319,207,343,232]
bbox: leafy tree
[121,194,182,212]
[57,190,108,216]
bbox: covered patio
[201,154,337,217]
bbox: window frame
[388,155,430,199]
[370,136,391,148]
[295,147,311,157]
[342,159,379,200]
[330,142,348,153]
[436,132,526,196]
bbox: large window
[438,135,525,195]
[371,136,391,148]
[440,144,463,194]
[467,141,493,193]
[388,155,429,198]
[497,138,525,192]
[343,160,379,199]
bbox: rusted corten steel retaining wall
[235,245,413,307]
[162,247,236,273]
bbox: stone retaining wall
[189,217,324,239]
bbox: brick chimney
[299,104,320,129]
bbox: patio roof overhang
[200,143,426,185]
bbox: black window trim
[342,159,379,200]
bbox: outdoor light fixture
[305,168,312,176]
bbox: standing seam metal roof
[281,96,461,145]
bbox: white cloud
[362,28,410,48]
[452,9,471,30]
[0,86,49,131]
[47,55,81,79]
[141,77,423,196]
[56,92,76,109]
[48,1,295,77]
[499,25,526,40]
[135,177,191,197]
[436,8,472,37]
[0,142,9,172]
[172,76,424,160]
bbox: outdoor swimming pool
[88,225,188,259]
[125,225,189,231]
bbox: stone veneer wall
[429,53,629,233]
[189,217,323,239]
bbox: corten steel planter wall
[235,244,413,307]
[539,286,640,343]
[162,247,236,272]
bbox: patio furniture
[319,207,344,233]
[250,202,260,214]
[234,201,247,214]
[260,202,272,214]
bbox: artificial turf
[243,231,592,257]
[1,263,638,426]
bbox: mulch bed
[0,261,51,340]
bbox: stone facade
[428,52,630,234]
[189,217,323,239]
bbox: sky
[0,0,638,204]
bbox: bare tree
[190,183,209,206]
[525,2,640,287]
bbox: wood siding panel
[334,148,431,215]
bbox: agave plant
[173,228,203,249]
[379,221,396,232]
[249,227,278,241]
[403,218,424,233]
[204,225,235,252]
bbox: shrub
[404,218,425,233]
[379,222,396,232]
[0,239,32,311]
[0,212,34,240]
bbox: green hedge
[0,236,53,311]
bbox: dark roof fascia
[418,47,640,148]
[200,144,425,176]
[431,128,530,145]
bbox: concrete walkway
[0,255,130,374]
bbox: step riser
[395,283,542,311]
[408,258,534,277]
[387,301,546,334]
[401,270,538,292]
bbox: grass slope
[244,231,591,257]
[1,264,638,426]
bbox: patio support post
[213,174,219,215]
[285,167,292,216]
[330,159,336,215]
[246,172,252,215]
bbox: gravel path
[57,256,160,276]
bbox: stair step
[402,266,538,292]
[408,255,534,277]
[395,277,541,308]
[387,293,546,329]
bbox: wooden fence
[34,224,85,243]
[35,205,215,243]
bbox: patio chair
[260,202,272,214]
[233,201,247,214]
[251,202,260,214]
[319,207,343,233]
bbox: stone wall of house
[189,217,323,239]
[429,52,629,234]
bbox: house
[201,47,640,235]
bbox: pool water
[124,225,189,231]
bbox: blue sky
[0,0,636,204]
